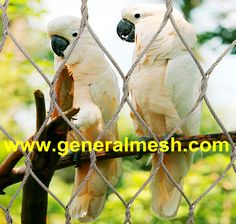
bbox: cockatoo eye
[134,13,141,19]
[72,32,78,37]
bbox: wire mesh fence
[0,0,236,223]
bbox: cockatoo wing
[90,67,120,136]
[70,67,122,223]
[151,53,202,218]
[165,52,202,136]
[68,63,122,222]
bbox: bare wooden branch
[0,138,33,180]
[47,107,79,132]
[34,89,46,140]
[22,89,48,224]
[21,66,75,224]
[21,65,75,224]
[0,108,79,180]
[0,167,26,195]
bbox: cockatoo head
[47,16,93,64]
[117,4,182,43]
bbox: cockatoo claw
[135,136,153,160]
[69,150,82,168]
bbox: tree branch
[34,89,47,141]
[21,65,75,224]
[0,108,79,180]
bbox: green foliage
[0,0,52,139]
[180,0,204,20]
[0,0,45,19]
[0,0,46,38]
[198,26,236,54]
[180,0,236,54]
[200,102,221,134]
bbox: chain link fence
[0,0,236,223]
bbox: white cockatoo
[47,16,122,222]
[117,4,202,218]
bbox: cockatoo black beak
[51,35,70,57]
[117,19,135,42]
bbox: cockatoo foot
[135,136,153,160]
[162,133,183,155]
[69,150,82,168]
[163,133,182,141]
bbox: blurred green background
[0,0,236,223]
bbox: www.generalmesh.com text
[3,137,230,157]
